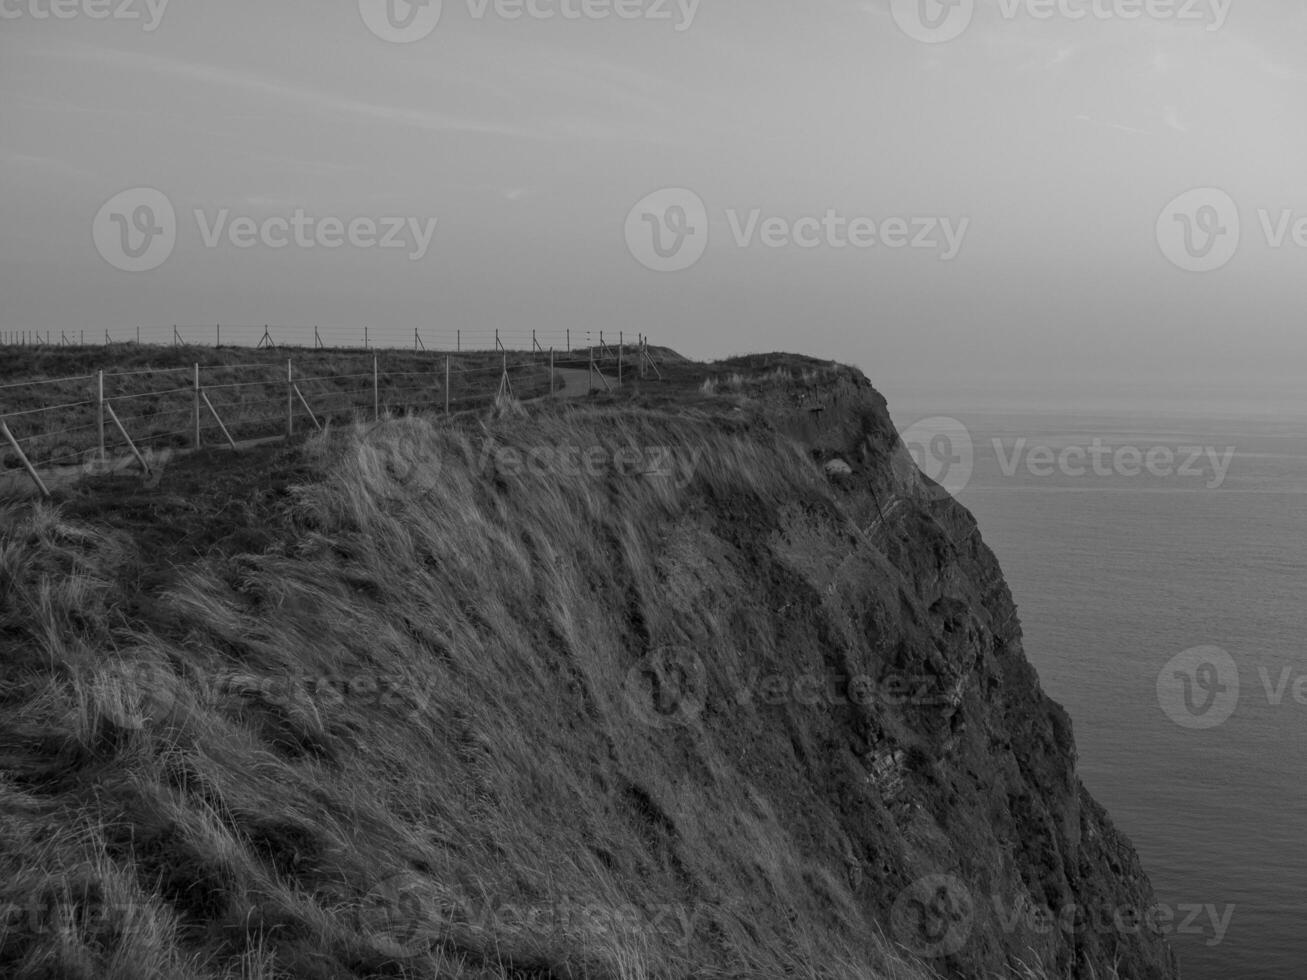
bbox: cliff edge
[0,354,1178,979]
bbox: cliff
[0,354,1178,979]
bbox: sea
[890,404,1307,980]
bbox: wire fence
[0,325,635,354]
[0,339,664,496]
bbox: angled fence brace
[200,392,239,449]
[315,326,324,349]
[258,326,275,349]
[495,330,504,352]
[533,331,545,354]
[1,421,50,497]
[589,348,613,393]
[415,329,425,352]
[292,384,323,431]
[497,353,515,400]
[173,325,182,346]
[103,402,151,478]
[641,339,663,380]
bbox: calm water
[901,409,1307,980]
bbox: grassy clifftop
[0,357,1176,979]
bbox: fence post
[618,332,623,386]
[193,364,201,450]
[96,370,106,463]
[287,358,294,439]
[550,348,555,395]
[445,355,451,414]
[567,329,570,352]
[457,330,461,352]
[216,324,221,348]
[373,354,380,420]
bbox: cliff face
[0,355,1178,980]
[606,361,1179,979]
[723,363,1181,979]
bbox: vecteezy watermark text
[0,0,170,30]
[890,874,1234,959]
[993,438,1235,489]
[625,188,969,272]
[897,417,1237,498]
[731,670,952,708]
[358,0,700,43]
[891,0,1230,44]
[476,438,704,488]
[93,188,439,272]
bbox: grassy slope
[0,356,1158,980]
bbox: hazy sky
[4,0,1307,413]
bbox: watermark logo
[898,417,974,499]
[93,187,176,273]
[622,645,706,729]
[1157,187,1240,273]
[0,0,171,31]
[40,444,173,490]
[1157,645,1239,730]
[360,871,442,956]
[101,659,178,730]
[359,0,443,42]
[891,874,974,958]
[891,0,975,44]
[625,188,710,273]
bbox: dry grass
[0,366,1129,979]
